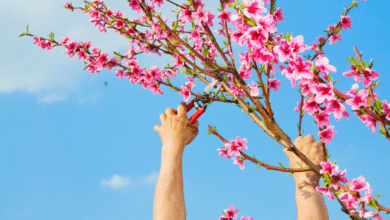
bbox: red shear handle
[186,99,195,112]
[189,108,205,125]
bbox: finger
[160,113,167,122]
[154,124,161,133]
[166,107,177,117]
[177,102,188,119]
[293,136,303,146]
[302,134,315,145]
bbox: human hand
[283,134,328,183]
[154,102,200,154]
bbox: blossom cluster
[316,161,382,219]
[217,136,248,170]
[219,204,253,220]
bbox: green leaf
[257,162,263,170]
[332,160,337,165]
[368,58,374,69]
[333,78,340,85]
[18,33,27,38]
[278,162,284,168]
[287,173,293,180]
[26,25,29,34]
[368,197,379,209]
[376,192,381,200]
[326,153,331,160]
[379,128,386,137]
[296,162,301,166]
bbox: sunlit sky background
[1,0,389,219]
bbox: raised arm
[283,134,329,220]
[153,102,199,220]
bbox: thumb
[154,124,161,134]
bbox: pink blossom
[348,175,370,193]
[115,69,124,79]
[288,56,313,80]
[315,186,335,200]
[333,169,348,183]
[248,81,259,97]
[218,11,231,23]
[185,76,196,88]
[179,85,191,102]
[238,67,252,80]
[251,46,276,65]
[217,147,231,159]
[359,188,373,204]
[148,82,163,95]
[345,88,368,110]
[192,7,209,25]
[294,101,301,113]
[273,39,291,62]
[129,0,141,11]
[151,0,164,8]
[318,126,337,145]
[257,14,277,33]
[363,211,383,220]
[279,65,296,88]
[382,100,390,120]
[244,27,268,47]
[239,52,252,69]
[314,111,331,128]
[243,0,267,21]
[315,56,337,78]
[357,114,377,133]
[340,16,352,31]
[233,157,245,169]
[311,82,334,103]
[224,205,239,219]
[302,96,320,115]
[289,35,307,54]
[339,192,359,209]
[180,9,193,22]
[362,68,380,87]
[329,34,342,45]
[319,161,339,176]
[273,8,284,22]
[266,65,277,76]
[324,98,349,121]
[343,65,362,82]
[351,208,371,219]
[224,136,248,157]
[268,78,281,92]
[229,82,246,98]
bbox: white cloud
[101,171,159,189]
[38,93,68,103]
[101,174,135,189]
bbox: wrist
[162,143,184,159]
[294,171,320,187]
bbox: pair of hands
[154,103,327,173]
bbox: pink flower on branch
[315,186,335,200]
[248,81,259,97]
[314,111,331,128]
[243,0,267,21]
[288,56,313,80]
[315,56,337,79]
[233,157,245,169]
[310,82,334,104]
[340,15,352,31]
[357,113,377,133]
[151,0,164,8]
[268,78,281,92]
[223,205,239,219]
[319,161,339,176]
[302,96,320,115]
[224,136,248,157]
[362,68,380,87]
[217,11,232,24]
[324,98,349,121]
[348,175,370,193]
[318,126,337,145]
[339,192,359,209]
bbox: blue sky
[0,0,389,219]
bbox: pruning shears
[186,78,223,124]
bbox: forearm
[294,173,329,220]
[153,145,186,220]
